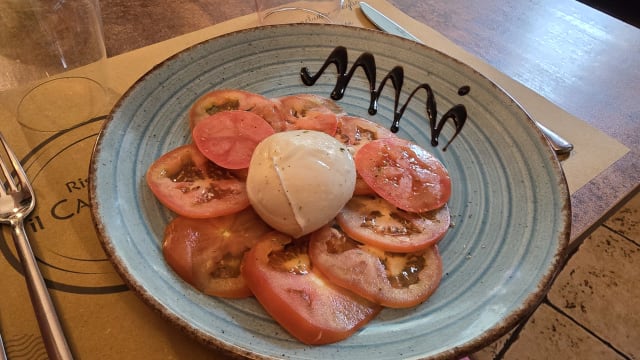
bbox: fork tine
[0,138,14,195]
[0,159,9,195]
[0,132,24,194]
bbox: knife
[359,2,422,43]
[359,2,574,156]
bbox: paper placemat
[0,0,629,359]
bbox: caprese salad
[146,89,451,345]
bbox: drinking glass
[255,0,343,24]
[0,0,108,132]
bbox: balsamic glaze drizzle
[301,46,469,150]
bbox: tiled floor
[472,190,640,360]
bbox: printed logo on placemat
[3,333,47,360]
[0,117,127,294]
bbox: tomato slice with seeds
[355,137,451,213]
[353,176,376,196]
[146,144,249,218]
[189,89,285,131]
[334,115,396,154]
[192,110,275,169]
[336,195,450,252]
[277,94,342,135]
[163,208,272,298]
[241,232,381,345]
[309,225,443,308]
[335,116,397,196]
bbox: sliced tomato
[335,116,397,196]
[146,144,250,218]
[336,195,450,252]
[355,137,451,212]
[310,225,442,308]
[353,176,376,196]
[276,94,342,135]
[334,115,396,154]
[241,232,381,345]
[189,89,285,131]
[192,110,275,169]
[162,208,272,298]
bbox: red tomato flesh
[334,115,396,154]
[310,225,443,308]
[241,232,381,345]
[353,176,376,196]
[277,94,342,136]
[189,89,285,132]
[192,110,275,169]
[146,144,250,218]
[355,137,451,213]
[336,195,450,253]
[335,116,397,196]
[163,208,272,298]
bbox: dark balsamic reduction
[300,46,469,151]
[458,85,471,96]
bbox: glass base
[18,76,107,132]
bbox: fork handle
[11,221,74,360]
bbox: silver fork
[0,132,73,360]
[0,331,7,360]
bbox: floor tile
[604,192,640,242]
[471,331,512,360]
[501,304,625,360]
[472,192,640,360]
[548,225,640,359]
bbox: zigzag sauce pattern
[300,46,468,150]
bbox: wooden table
[98,0,639,247]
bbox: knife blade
[359,2,423,43]
[358,1,574,155]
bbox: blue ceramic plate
[90,24,570,359]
